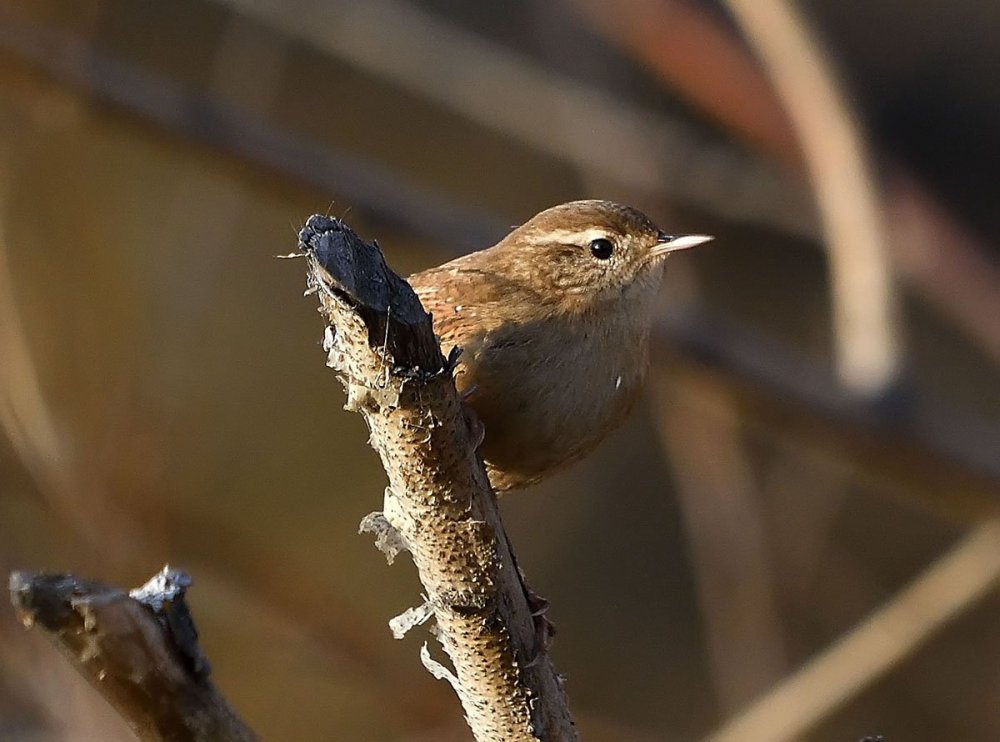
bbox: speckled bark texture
[8,568,256,742]
[298,216,576,742]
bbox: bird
[408,200,712,491]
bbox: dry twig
[721,0,901,397]
[706,518,1000,742]
[653,371,787,711]
[8,567,255,742]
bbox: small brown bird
[410,200,711,491]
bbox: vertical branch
[720,0,902,397]
[0,200,73,507]
[653,370,788,710]
[296,216,576,742]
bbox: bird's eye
[589,238,614,260]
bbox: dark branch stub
[298,215,445,375]
[129,567,209,677]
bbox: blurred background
[1,0,999,740]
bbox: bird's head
[496,199,712,313]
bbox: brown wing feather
[409,249,542,354]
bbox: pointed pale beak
[651,232,714,257]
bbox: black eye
[589,238,614,260]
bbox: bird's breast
[456,311,651,489]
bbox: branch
[706,518,1000,742]
[8,567,256,742]
[721,0,901,397]
[296,215,576,742]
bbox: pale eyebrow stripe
[531,228,611,245]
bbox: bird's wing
[409,252,538,347]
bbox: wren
[410,200,711,491]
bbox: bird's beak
[651,232,714,258]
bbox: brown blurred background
[1,1,999,740]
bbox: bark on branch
[296,215,576,741]
[8,566,256,742]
